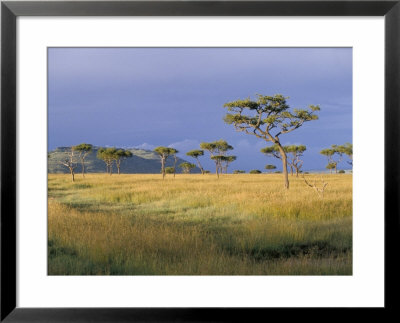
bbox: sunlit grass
[48,173,352,275]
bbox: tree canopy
[179,162,196,174]
[186,149,205,174]
[200,140,233,177]
[223,94,319,188]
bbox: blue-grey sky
[48,47,352,171]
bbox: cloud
[167,139,201,152]
[134,143,156,151]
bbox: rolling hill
[48,146,201,174]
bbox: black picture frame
[1,1,399,321]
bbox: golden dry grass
[48,173,352,275]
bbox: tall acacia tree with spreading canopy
[186,150,205,174]
[72,143,93,177]
[154,147,178,179]
[200,140,233,178]
[113,149,133,175]
[223,94,319,189]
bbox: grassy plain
[48,173,352,275]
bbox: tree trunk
[277,145,289,189]
[173,156,177,178]
[70,168,75,182]
[161,158,165,179]
[196,158,204,175]
[81,160,85,177]
[335,164,337,174]
[290,165,293,176]
[296,168,299,177]
[215,163,219,178]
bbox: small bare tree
[60,148,77,182]
[72,143,93,177]
[302,174,328,198]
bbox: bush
[249,170,262,174]
[274,171,282,174]
[233,170,246,174]
[203,170,211,174]
[165,167,175,174]
[338,170,345,174]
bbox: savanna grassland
[48,173,352,275]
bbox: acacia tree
[287,145,306,177]
[261,144,306,177]
[200,140,233,178]
[60,148,77,182]
[97,147,117,175]
[186,150,205,174]
[223,94,319,189]
[179,162,196,174]
[326,162,336,174]
[171,149,179,178]
[220,155,237,173]
[265,164,277,173]
[113,149,133,175]
[72,143,93,177]
[320,145,343,174]
[154,147,177,179]
[339,143,353,166]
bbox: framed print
[1,0,399,321]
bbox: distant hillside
[48,146,201,174]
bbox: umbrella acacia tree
[223,94,319,189]
[200,140,233,178]
[287,145,306,177]
[265,164,277,173]
[72,143,93,177]
[154,147,178,179]
[97,147,117,175]
[113,149,133,175]
[340,143,353,166]
[186,150,205,174]
[320,145,343,174]
[179,162,196,174]
[261,144,306,177]
[220,155,237,174]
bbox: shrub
[338,170,345,174]
[233,170,246,174]
[165,167,175,174]
[249,169,262,174]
